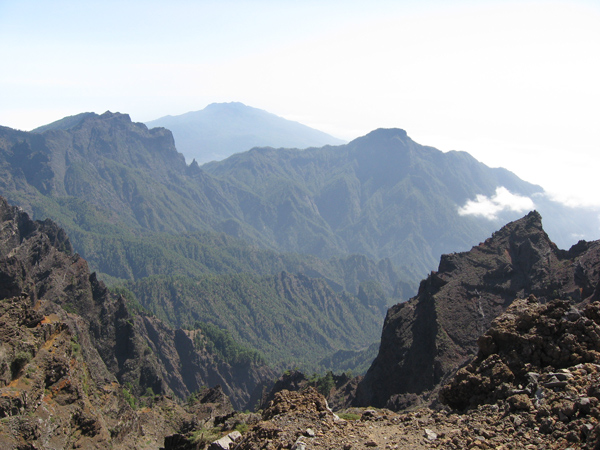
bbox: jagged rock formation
[0,196,276,448]
[356,211,600,409]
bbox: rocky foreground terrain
[223,295,600,450]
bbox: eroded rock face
[0,290,161,449]
[0,196,272,448]
[356,211,600,409]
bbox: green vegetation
[70,336,81,355]
[193,322,265,366]
[234,422,249,434]
[62,303,77,314]
[189,427,222,447]
[309,371,335,397]
[123,383,137,409]
[125,271,384,370]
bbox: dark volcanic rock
[356,211,600,409]
[0,196,273,448]
[436,296,600,449]
[439,295,600,409]
[0,196,273,410]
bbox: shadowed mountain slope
[0,195,274,412]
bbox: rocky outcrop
[356,211,600,409]
[0,196,274,448]
[437,295,600,448]
[235,388,339,450]
[440,296,600,409]
[257,369,361,412]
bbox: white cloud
[458,187,535,220]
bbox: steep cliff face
[0,112,246,234]
[0,195,274,449]
[356,211,600,409]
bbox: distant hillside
[203,128,599,274]
[126,271,387,370]
[145,102,346,164]
[0,113,404,374]
[2,113,597,280]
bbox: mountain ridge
[2,111,598,283]
[1,111,599,375]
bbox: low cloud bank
[458,187,535,220]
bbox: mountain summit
[145,102,346,164]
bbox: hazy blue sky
[1,0,598,209]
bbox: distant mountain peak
[205,101,248,110]
[349,128,411,149]
[364,128,408,139]
[145,102,346,164]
